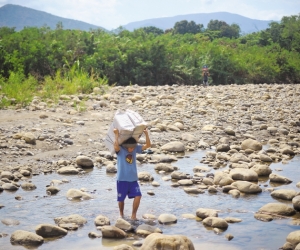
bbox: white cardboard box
[104,109,147,154]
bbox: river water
[0,150,299,250]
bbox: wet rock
[269,173,292,184]
[184,187,204,194]
[225,233,234,241]
[94,215,110,226]
[113,244,134,250]
[2,183,19,191]
[280,147,295,155]
[21,182,37,190]
[229,189,240,198]
[0,171,14,180]
[231,181,262,194]
[208,186,218,193]
[138,172,154,181]
[202,217,228,229]
[35,224,68,237]
[258,203,296,216]
[241,138,262,151]
[1,218,20,226]
[10,230,44,246]
[230,168,258,181]
[58,223,79,230]
[254,213,273,222]
[216,144,230,152]
[161,141,185,152]
[292,196,300,211]
[54,214,87,226]
[286,230,300,246]
[106,164,117,173]
[271,189,298,200]
[171,171,189,180]
[115,218,132,231]
[150,154,178,163]
[259,153,273,162]
[196,208,218,219]
[88,231,102,238]
[140,233,194,250]
[158,214,177,224]
[214,171,234,186]
[46,186,60,195]
[66,188,93,200]
[154,163,176,172]
[178,179,193,186]
[193,166,211,173]
[57,166,79,175]
[76,155,94,168]
[20,169,31,176]
[224,217,242,223]
[251,164,272,176]
[136,224,162,237]
[101,225,126,239]
[229,153,250,163]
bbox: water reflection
[0,151,299,250]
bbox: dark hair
[123,137,137,144]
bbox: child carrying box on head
[113,128,151,220]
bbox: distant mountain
[0,4,106,31]
[122,12,275,34]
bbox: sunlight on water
[0,150,299,250]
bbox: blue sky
[0,0,299,30]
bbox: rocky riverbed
[0,84,300,250]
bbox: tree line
[0,15,299,87]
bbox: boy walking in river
[113,128,151,220]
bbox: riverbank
[1,84,300,249]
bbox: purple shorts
[117,181,142,202]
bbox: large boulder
[269,173,292,184]
[230,169,258,181]
[158,214,177,224]
[286,230,300,246]
[258,203,296,216]
[241,138,262,151]
[214,171,234,186]
[10,230,44,246]
[231,181,262,194]
[271,190,298,201]
[101,225,126,239]
[161,141,185,152]
[76,155,94,168]
[140,233,195,250]
[292,196,300,211]
[251,164,272,176]
[35,224,67,237]
[196,208,218,219]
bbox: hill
[122,12,274,34]
[0,4,106,31]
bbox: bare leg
[131,196,141,220]
[118,201,124,218]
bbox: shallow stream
[1,150,300,250]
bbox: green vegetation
[0,14,300,108]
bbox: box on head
[104,109,147,154]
